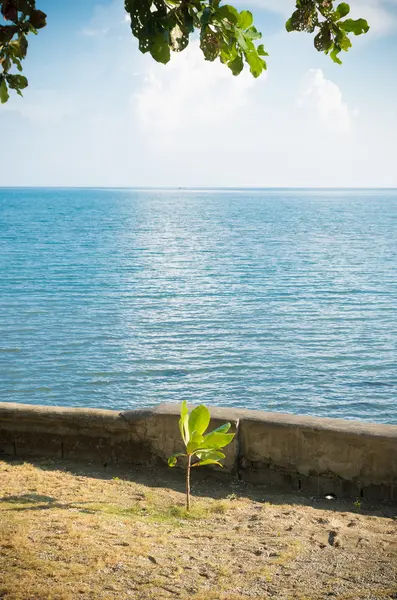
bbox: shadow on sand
[1,456,396,519]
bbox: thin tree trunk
[186,454,191,511]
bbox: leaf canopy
[0,1,369,103]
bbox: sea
[1,187,396,424]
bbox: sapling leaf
[201,430,234,449]
[194,459,223,467]
[188,404,210,437]
[179,400,189,445]
[168,453,186,467]
[207,423,231,434]
[186,431,204,454]
[195,449,225,461]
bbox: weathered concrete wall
[237,410,397,501]
[0,403,152,465]
[1,402,396,502]
[0,403,238,472]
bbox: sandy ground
[0,457,396,600]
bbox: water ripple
[1,187,397,424]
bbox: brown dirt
[0,458,396,600]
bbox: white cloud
[134,41,261,137]
[298,68,351,133]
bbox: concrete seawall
[1,402,396,502]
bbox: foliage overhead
[168,401,235,510]
[0,0,46,103]
[0,0,369,103]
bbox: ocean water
[1,188,397,424]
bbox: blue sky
[1,0,396,187]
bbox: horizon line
[1,186,397,191]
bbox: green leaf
[6,74,28,90]
[7,36,28,60]
[19,35,28,59]
[179,401,189,446]
[8,39,24,59]
[187,431,204,454]
[336,30,352,51]
[195,449,225,461]
[0,78,9,104]
[14,0,33,14]
[200,27,220,61]
[194,459,223,467]
[236,33,266,77]
[228,54,244,75]
[244,26,261,41]
[13,58,23,73]
[257,44,268,57]
[1,2,17,21]
[335,3,350,19]
[202,430,234,449]
[330,46,342,64]
[193,449,226,467]
[1,57,11,72]
[188,405,210,437]
[217,5,239,24]
[0,25,18,44]
[238,10,253,30]
[286,6,317,33]
[339,18,369,35]
[168,453,186,467]
[150,35,171,64]
[200,6,212,26]
[285,17,294,33]
[29,9,47,30]
[236,29,248,51]
[314,26,332,52]
[245,51,266,78]
[208,423,231,434]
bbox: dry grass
[0,458,396,600]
